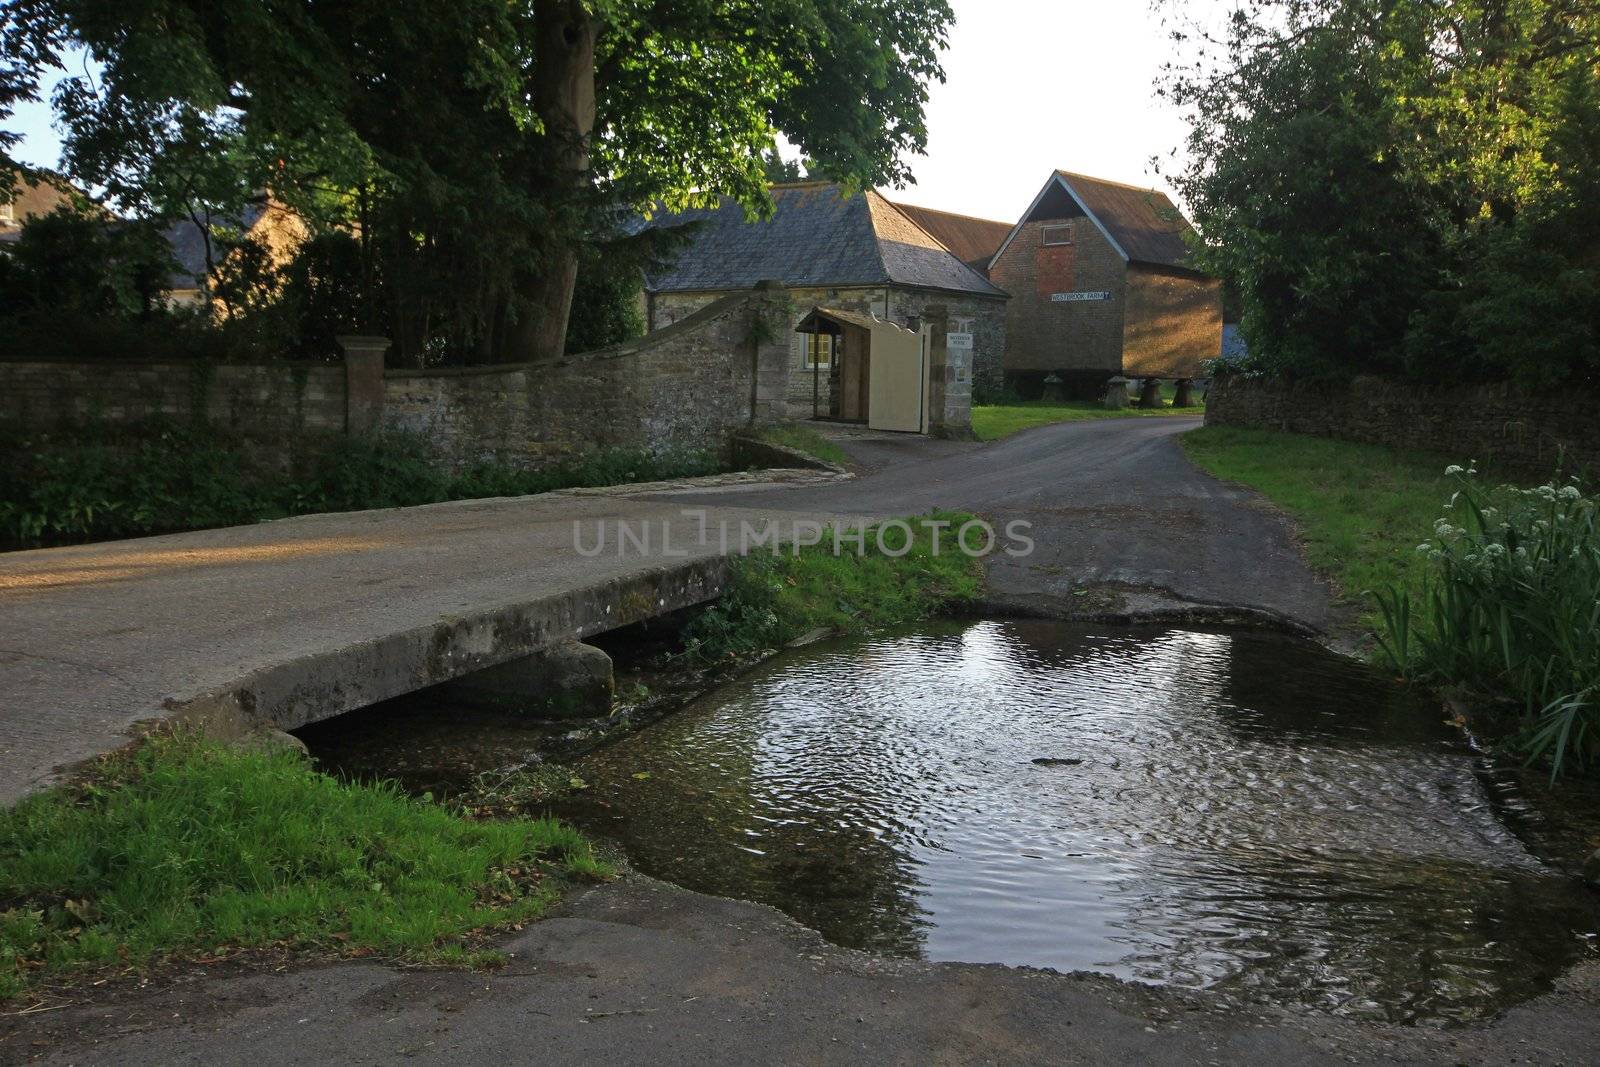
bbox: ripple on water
[556,620,1600,1025]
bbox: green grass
[0,739,608,1000]
[680,511,986,662]
[750,423,850,467]
[972,392,1201,442]
[1180,426,1461,622]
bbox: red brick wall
[990,218,1126,375]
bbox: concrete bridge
[0,480,849,803]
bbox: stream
[300,619,1600,1026]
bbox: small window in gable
[1041,223,1074,246]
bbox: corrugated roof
[643,183,1005,298]
[1055,171,1195,269]
[889,202,1011,273]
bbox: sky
[888,0,1200,222]
[7,0,1205,223]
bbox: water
[547,621,1600,1024]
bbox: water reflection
[557,621,1600,1024]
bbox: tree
[761,149,806,184]
[1160,0,1600,387]
[29,0,954,364]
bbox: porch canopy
[794,305,882,336]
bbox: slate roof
[643,182,1006,298]
[161,199,273,289]
[888,202,1011,274]
[1054,171,1196,270]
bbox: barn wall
[989,216,1127,381]
[1121,266,1223,380]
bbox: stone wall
[0,357,348,451]
[0,285,790,470]
[1205,376,1600,476]
[383,287,789,468]
[647,284,1003,432]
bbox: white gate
[866,318,926,433]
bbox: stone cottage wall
[648,284,1002,432]
[1205,376,1600,477]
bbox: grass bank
[972,395,1199,442]
[0,739,607,1000]
[749,423,850,467]
[1181,426,1458,620]
[680,512,986,662]
[0,426,723,551]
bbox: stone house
[641,182,1009,434]
[0,173,86,247]
[161,195,309,309]
[988,171,1222,398]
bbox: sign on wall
[1050,291,1112,303]
[946,332,974,350]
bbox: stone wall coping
[0,355,340,371]
[385,289,760,381]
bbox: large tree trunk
[503,0,597,363]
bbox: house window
[804,332,834,369]
[1041,223,1074,246]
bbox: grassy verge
[0,426,724,551]
[1183,425,1600,776]
[0,739,608,1000]
[750,423,850,467]
[680,512,986,662]
[972,395,1200,442]
[1180,426,1457,622]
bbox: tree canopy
[3,0,954,364]
[1161,0,1600,388]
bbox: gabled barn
[989,171,1221,398]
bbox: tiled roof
[889,202,1011,273]
[1055,172,1195,269]
[643,183,1006,298]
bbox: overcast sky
[7,1,1202,222]
[891,0,1198,222]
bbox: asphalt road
[666,416,1333,630]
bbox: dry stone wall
[1205,376,1600,477]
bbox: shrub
[0,425,281,545]
[1372,466,1599,775]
